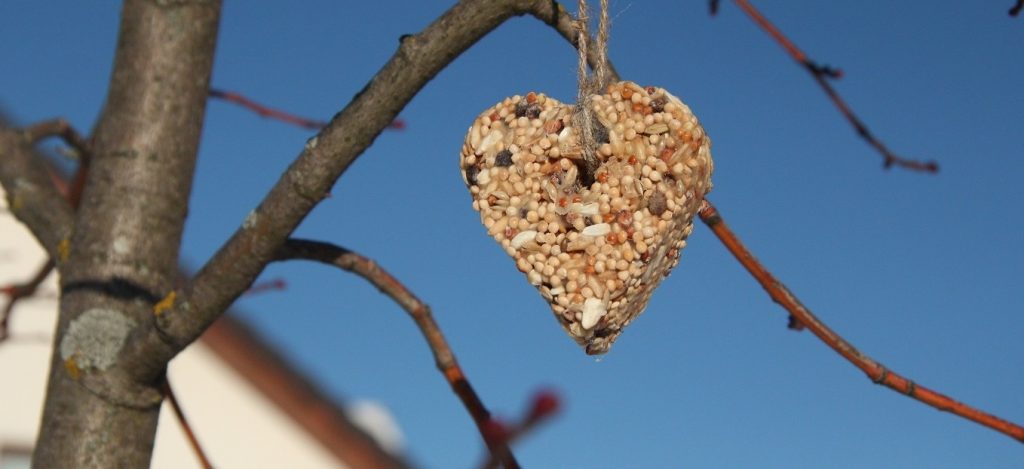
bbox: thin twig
[208,88,405,131]
[241,277,287,296]
[22,118,92,161]
[163,380,214,469]
[727,0,938,173]
[0,260,54,341]
[479,389,560,469]
[1011,0,1023,17]
[698,199,1024,443]
[274,239,520,468]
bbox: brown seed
[615,210,632,227]
[495,149,513,167]
[526,104,542,119]
[597,172,609,183]
[648,191,667,216]
[640,250,651,263]
[466,165,480,186]
[650,96,667,113]
[544,119,564,134]
[526,91,537,104]
[621,87,633,100]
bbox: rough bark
[32,1,221,467]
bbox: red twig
[480,389,561,469]
[0,260,54,341]
[275,239,520,468]
[727,0,938,173]
[698,200,1024,443]
[22,119,92,162]
[20,119,91,206]
[163,380,214,469]
[241,277,287,296]
[1011,1,1023,16]
[208,88,405,131]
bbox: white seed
[511,230,537,249]
[582,223,611,237]
[527,270,542,286]
[581,298,607,330]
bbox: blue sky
[2,1,1023,467]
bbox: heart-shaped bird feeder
[460,81,713,354]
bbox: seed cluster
[460,81,713,354]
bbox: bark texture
[32,1,221,466]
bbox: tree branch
[0,122,77,262]
[33,0,223,466]
[275,239,520,468]
[155,0,618,368]
[0,259,54,341]
[1010,0,1023,17]
[0,119,90,341]
[726,0,939,172]
[163,380,213,469]
[208,88,406,131]
[698,200,1024,443]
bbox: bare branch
[0,260,54,341]
[698,200,1024,443]
[158,0,620,368]
[275,239,520,468]
[33,0,223,466]
[0,123,76,261]
[0,120,90,342]
[21,118,92,163]
[208,88,406,131]
[726,0,938,173]
[163,380,213,469]
[480,389,561,468]
[1011,0,1023,16]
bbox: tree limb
[33,1,223,466]
[0,123,76,262]
[698,200,1024,443]
[275,239,520,468]
[208,88,406,131]
[726,0,938,172]
[156,0,618,368]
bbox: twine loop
[574,0,611,172]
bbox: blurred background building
[0,186,406,469]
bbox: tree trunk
[32,1,221,466]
